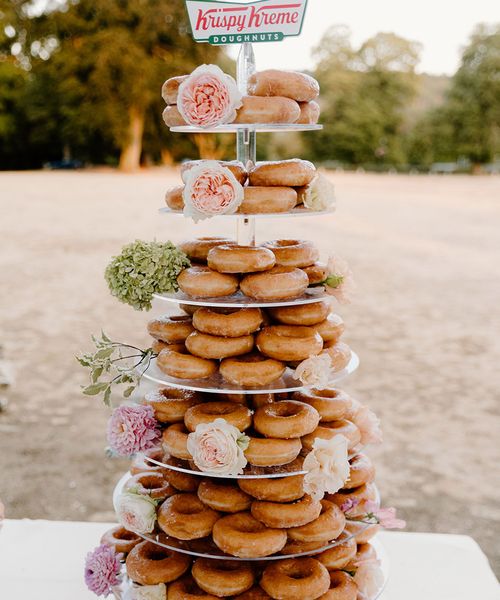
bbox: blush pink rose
[178,64,243,127]
[324,255,356,304]
[295,353,332,389]
[352,404,383,446]
[183,161,243,222]
[353,560,385,598]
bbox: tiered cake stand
[113,43,389,598]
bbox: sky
[228,0,499,75]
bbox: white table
[0,520,498,600]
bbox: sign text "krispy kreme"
[185,0,308,44]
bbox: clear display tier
[142,352,359,395]
[159,206,335,219]
[153,287,328,309]
[170,123,323,134]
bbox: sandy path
[0,170,499,574]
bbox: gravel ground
[0,169,499,576]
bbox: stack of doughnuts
[162,69,320,128]
[165,158,327,215]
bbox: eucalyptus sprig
[77,332,157,406]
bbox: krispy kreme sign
[185,0,308,44]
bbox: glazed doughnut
[320,571,357,600]
[219,392,248,405]
[147,315,194,344]
[312,314,345,343]
[198,480,252,513]
[235,586,272,599]
[124,471,174,501]
[257,325,323,362]
[316,531,357,570]
[181,160,247,185]
[238,473,304,502]
[269,300,331,326]
[287,500,345,543]
[347,542,377,570]
[161,75,188,104]
[233,96,301,124]
[125,541,191,585]
[164,457,199,492]
[220,353,285,387]
[241,267,309,301]
[143,388,203,423]
[157,493,220,540]
[193,307,263,338]
[345,453,375,490]
[157,348,217,380]
[302,420,361,452]
[293,389,352,422]
[130,447,166,475]
[151,340,185,354]
[249,160,316,188]
[260,558,330,600]
[262,240,319,268]
[303,262,328,284]
[248,70,320,103]
[344,520,380,544]
[184,401,252,432]
[212,512,287,558]
[250,392,276,408]
[298,101,320,125]
[208,245,275,274]
[186,331,254,360]
[321,342,352,372]
[192,559,255,596]
[251,494,321,529]
[281,538,327,554]
[245,436,301,467]
[168,575,220,600]
[100,526,141,555]
[328,483,379,518]
[165,185,185,210]
[254,400,319,439]
[240,186,297,214]
[179,237,235,263]
[162,423,191,460]
[162,105,187,127]
[177,266,239,298]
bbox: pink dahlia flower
[107,404,160,457]
[84,544,121,597]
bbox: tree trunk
[119,105,145,171]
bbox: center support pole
[236,42,256,246]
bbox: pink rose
[107,404,161,457]
[295,353,332,389]
[187,418,249,476]
[365,501,406,529]
[353,560,385,598]
[116,489,157,534]
[352,405,383,446]
[183,161,243,222]
[177,64,242,127]
[303,435,350,501]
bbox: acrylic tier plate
[153,287,328,309]
[142,351,359,395]
[113,472,371,562]
[170,123,323,134]
[159,206,335,219]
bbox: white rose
[187,418,249,476]
[116,490,157,534]
[354,561,384,598]
[302,173,336,211]
[132,583,166,600]
[303,435,350,501]
[295,353,332,389]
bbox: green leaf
[95,347,114,360]
[91,366,103,383]
[103,386,111,407]
[82,382,109,396]
[123,386,135,398]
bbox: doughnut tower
[94,40,391,600]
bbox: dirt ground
[0,169,499,576]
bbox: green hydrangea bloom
[104,240,190,311]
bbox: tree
[2,0,226,169]
[307,27,420,166]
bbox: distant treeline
[0,1,498,171]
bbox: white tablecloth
[0,520,498,600]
